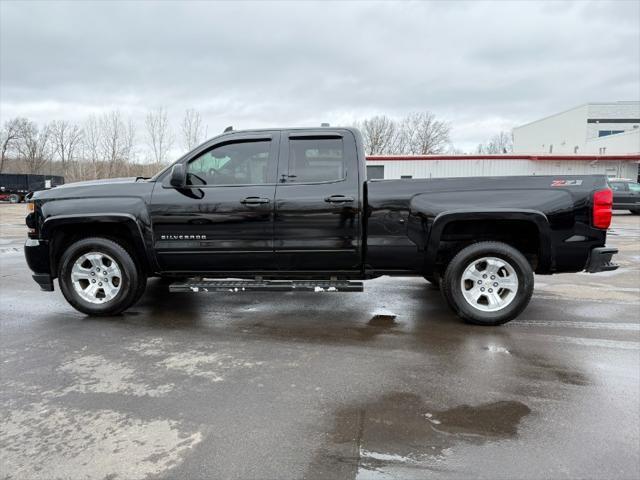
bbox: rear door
[274,131,362,271]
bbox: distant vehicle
[608,178,640,214]
[0,173,65,203]
[25,127,618,325]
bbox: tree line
[0,108,206,181]
[0,109,511,181]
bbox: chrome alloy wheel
[71,252,122,304]
[460,256,519,312]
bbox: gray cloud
[1,0,638,152]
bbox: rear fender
[414,209,553,276]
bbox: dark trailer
[0,173,65,203]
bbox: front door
[274,131,362,272]
[150,133,280,272]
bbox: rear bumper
[585,247,619,273]
[24,238,54,291]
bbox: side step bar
[169,279,364,293]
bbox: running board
[169,278,364,293]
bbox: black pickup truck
[25,127,618,325]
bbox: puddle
[307,392,530,479]
[368,314,398,327]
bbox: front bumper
[24,238,54,291]
[585,247,619,273]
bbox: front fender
[39,197,156,273]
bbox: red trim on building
[366,154,640,162]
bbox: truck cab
[150,128,364,274]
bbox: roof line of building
[513,101,640,131]
[366,154,640,162]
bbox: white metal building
[365,154,640,181]
[366,101,640,181]
[512,101,640,155]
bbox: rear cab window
[287,137,345,183]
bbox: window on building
[400,175,413,179]
[366,165,384,180]
[549,144,553,153]
[598,130,625,137]
[599,147,607,155]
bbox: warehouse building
[366,101,640,181]
[366,154,640,181]
[512,101,640,155]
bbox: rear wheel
[8,194,21,203]
[441,241,534,326]
[58,237,144,316]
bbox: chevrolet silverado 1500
[24,127,618,325]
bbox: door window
[609,182,627,192]
[287,138,345,183]
[628,183,640,193]
[187,140,274,185]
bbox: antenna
[223,126,233,133]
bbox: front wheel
[441,241,534,326]
[58,237,144,316]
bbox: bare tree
[490,131,513,154]
[399,112,451,155]
[51,120,83,173]
[83,115,102,178]
[16,120,52,173]
[477,131,513,154]
[181,109,205,151]
[100,111,135,176]
[145,106,173,164]
[356,115,401,155]
[0,117,27,173]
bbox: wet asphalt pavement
[1,204,639,480]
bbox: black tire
[9,194,21,204]
[58,237,143,316]
[441,241,534,326]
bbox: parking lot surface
[1,203,639,480]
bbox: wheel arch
[422,209,553,277]
[43,214,154,278]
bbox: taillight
[593,188,613,229]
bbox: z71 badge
[551,179,583,187]
[160,234,207,240]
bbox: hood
[54,177,141,189]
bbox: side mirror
[170,164,186,188]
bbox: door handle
[241,197,270,205]
[325,195,354,203]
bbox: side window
[628,183,640,193]
[609,182,626,192]
[187,140,273,185]
[287,137,345,183]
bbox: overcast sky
[1,0,639,153]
